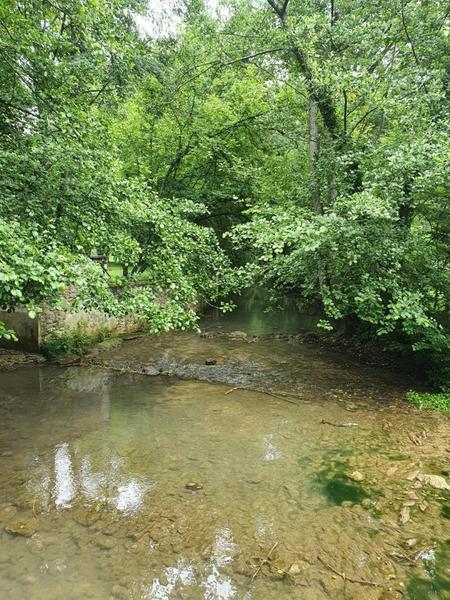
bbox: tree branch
[400,0,421,68]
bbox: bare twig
[320,419,358,428]
[225,386,299,405]
[251,541,279,581]
[318,556,382,587]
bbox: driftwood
[320,419,358,428]
[317,556,382,587]
[251,542,279,582]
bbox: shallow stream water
[0,294,449,599]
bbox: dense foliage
[0,0,448,386]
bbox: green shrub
[42,329,112,358]
[405,391,450,413]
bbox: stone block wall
[0,287,146,351]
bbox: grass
[405,390,450,413]
[42,329,113,358]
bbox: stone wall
[0,287,146,351]
[0,308,41,351]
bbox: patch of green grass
[406,391,450,413]
[42,329,112,358]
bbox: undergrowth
[405,390,450,413]
[42,329,112,358]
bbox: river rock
[185,482,203,491]
[348,471,364,482]
[56,353,80,366]
[96,534,116,550]
[5,517,38,537]
[73,507,101,527]
[287,562,305,575]
[228,331,247,339]
[205,358,217,366]
[142,365,160,376]
[416,474,450,491]
[399,506,410,525]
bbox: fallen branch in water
[251,541,279,582]
[320,419,358,428]
[317,556,382,587]
[225,386,300,405]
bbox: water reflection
[115,479,151,514]
[54,443,75,509]
[147,528,238,600]
[262,433,281,462]
[202,527,238,599]
[147,558,196,599]
[31,441,153,515]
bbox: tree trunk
[308,99,322,214]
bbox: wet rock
[96,534,116,550]
[416,473,450,491]
[228,331,247,339]
[348,471,364,482]
[185,482,203,491]
[73,508,101,527]
[405,470,420,481]
[287,562,305,575]
[205,358,217,366]
[399,506,410,525]
[5,516,38,537]
[142,365,160,376]
[56,353,80,366]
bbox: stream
[0,292,449,599]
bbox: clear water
[0,299,449,599]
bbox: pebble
[185,482,203,491]
[348,471,364,482]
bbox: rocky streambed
[0,322,449,600]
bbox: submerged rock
[228,331,247,339]
[185,482,203,491]
[416,474,450,491]
[142,365,160,376]
[348,471,364,482]
[287,562,305,575]
[96,534,116,550]
[73,508,101,527]
[5,517,38,537]
[399,506,410,525]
